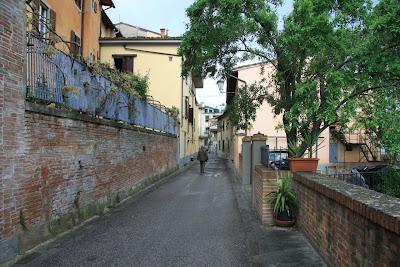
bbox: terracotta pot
[288,158,319,172]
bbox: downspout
[80,0,85,57]
[180,77,184,164]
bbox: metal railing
[25,33,177,135]
[328,169,399,192]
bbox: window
[188,107,194,124]
[205,115,209,122]
[113,56,134,73]
[70,31,81,58]
[92,0,97,13]
[75,0,82,9]
[38,3,48,36]
[184,97,189,119]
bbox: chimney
[160,28,166,38]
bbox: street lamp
[217,80,225,92]
[216,75,247,93]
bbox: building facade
[198,104,221,148]
[219,62,383,173]
[27,0,115,60]
[99,35,203,164]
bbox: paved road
[16,156,325,267]
[16,157,250,266]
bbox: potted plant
[267,174,297,227]
[287,133,320,172]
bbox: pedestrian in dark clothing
[197,146,208,174]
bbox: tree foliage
[357,88,400,159]
[180,0,400,157]
[226,83,266,134]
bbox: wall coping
[294,172,400,235]
[25,102,177,138]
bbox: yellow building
[27,0,115,60]
[99,35,203,164]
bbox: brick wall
[0,0,27,263]
[294,173,400,267]
[252,165,289,225]
[1,103,178,264]
[1,2,179,264]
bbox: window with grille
[38,3,48,36]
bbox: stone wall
[294,172,400,267]
[252,165,289,225]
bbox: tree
[179,0,400,157]
[226,83,266,135]
[357,88,400,160]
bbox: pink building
[217,62,382,174]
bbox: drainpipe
[80,0,85,57]
[180,77,184,164]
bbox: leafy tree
[179,0,400,157]
[226,83,266,135]
[357,88,400,159]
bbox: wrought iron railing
[328,169,399,193]
[25,33,177,135]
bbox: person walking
[197,146,208,174]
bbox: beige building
[219,62,382,173]
[114,22,162,38]
[99,33,203,164]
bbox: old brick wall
[0,0,27,263]
[252,165,289,225]
[294,173,400,267]
[2,103,178,264]
[1,1,179,264]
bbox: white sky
[106,0,293,109]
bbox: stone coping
[294,172,400,235]
[251,133,268,141]
[25,102,177,138]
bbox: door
[329,143,338,163]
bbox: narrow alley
[14,157,324,267]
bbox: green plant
[288,131,322,158]
[62,86,80,96]
[165,106,180,119]
[226,83,266,135]
[267,174,297,216]
[288,140,304,158]
[85,61,149,99]
[377,169,400,198]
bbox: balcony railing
[26,33,177,135]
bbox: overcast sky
[106,0,293,109]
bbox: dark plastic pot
[274,210,296,227]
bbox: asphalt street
[15,156,325,267]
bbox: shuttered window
[113,56,134,73]
[70,31,81,58]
